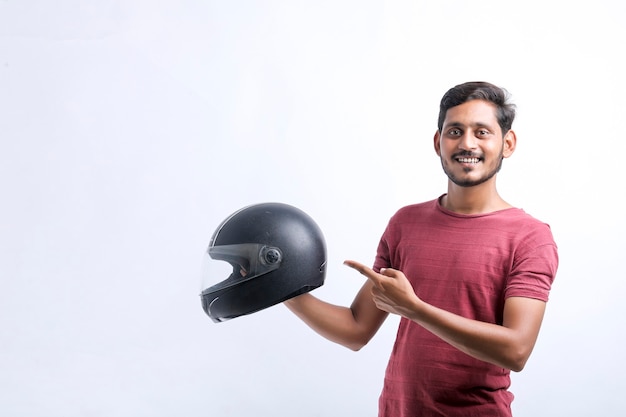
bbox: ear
[433,130,442,156]
[502,129,517,158]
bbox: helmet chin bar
[201,271,321,323]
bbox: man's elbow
[507,348,533,372]
[346,343,364,352]
[345,339,368,352]
[509,360,526,373]
[343,333,374,352]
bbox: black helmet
[200,202,327,322]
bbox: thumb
[379,268,407,285]
[379,267,398,278]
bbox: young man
[285,82,559,416]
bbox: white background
[1,1,625,416]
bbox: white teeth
[458,157,480,163]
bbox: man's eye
[449,129,461,136]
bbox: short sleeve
[505,237,559,302]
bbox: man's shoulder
[395,198,439,214]
[499,207,552,230]
[390,199,439,222]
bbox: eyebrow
[444,121,494,130]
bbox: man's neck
[442,182,511,215]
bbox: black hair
[437,81,516,134]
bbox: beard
[440,151,504,188]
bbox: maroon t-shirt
[374,197,558,417]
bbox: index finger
[343,260,383,285]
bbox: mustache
[451,151,483,159]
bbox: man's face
[434,99,514,188]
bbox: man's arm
[344,260,546,371]
[284,280,389,351]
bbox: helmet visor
[200,243,282,294]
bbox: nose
[458,131,477,151]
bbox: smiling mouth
[455,157,481,164]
